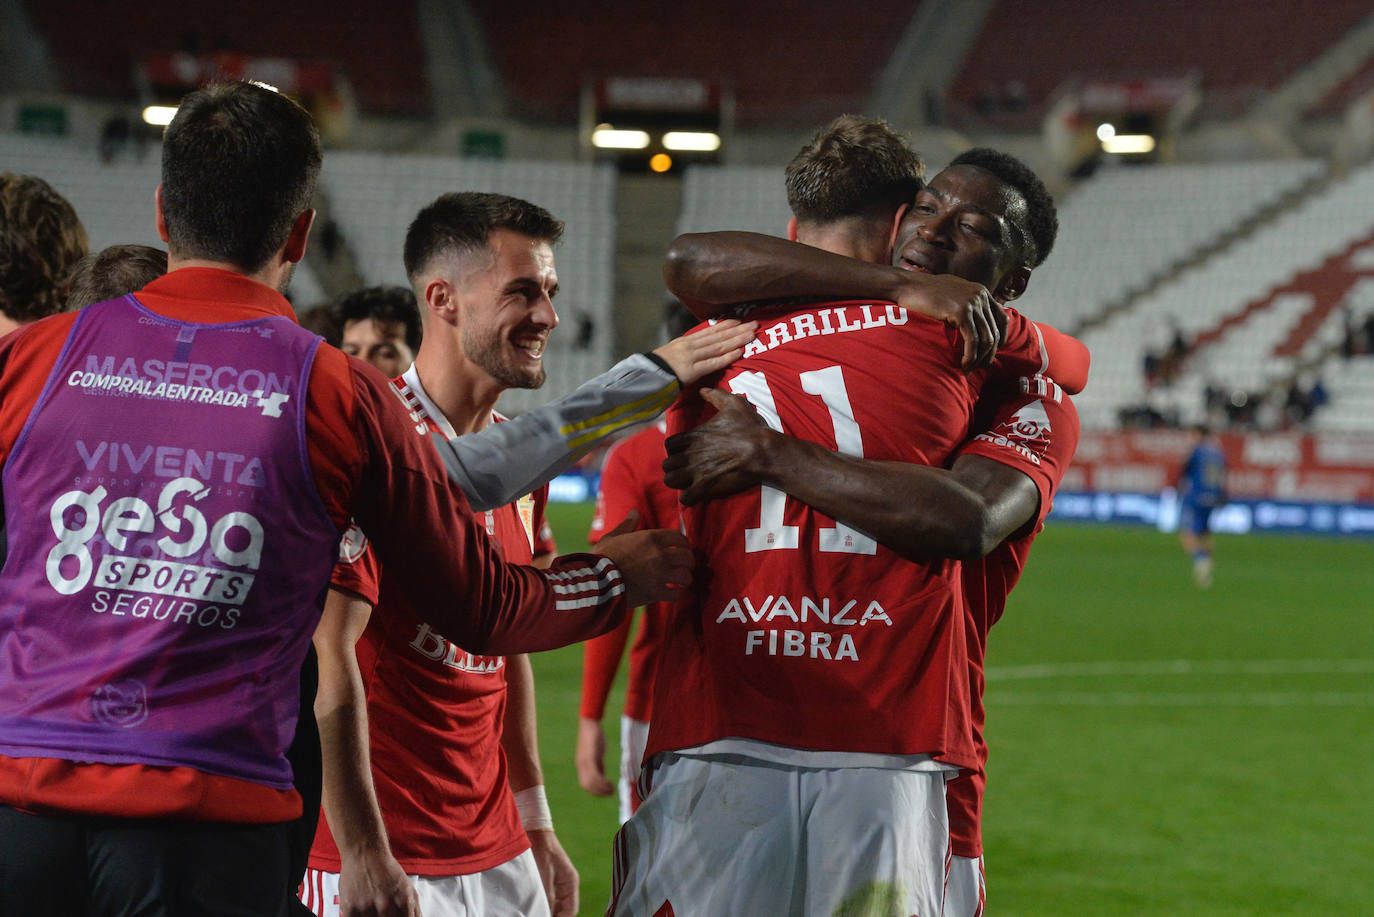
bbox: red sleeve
[961,376,1081,531]
[317,356,628,655]
[532,486,557,557]
[0,313,79,470]
[330,521,382,605]
[988,309,1090,396]
[587,437,643,544]
[580,613,634,719]
[1033,320,1090,395]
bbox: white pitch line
[986,659,1374,681]
[994,691,1374,707]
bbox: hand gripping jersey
[649,300,1049,768]
[946,375,1081,858]
[582,419,677,725]
[0,295,337,788]
[309,368,549,875]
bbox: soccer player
[302,193,755,917]
[333,285,424,378]
[578,416,676,822]
[659,148,1081,917]
[0,81,691,917]
[0,171,88,332]
[1174,424,1227,587]
[608,121,1063,917]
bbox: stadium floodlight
[662,131,721,152]
[142,105,178,126]
[1102,133,1156,154]
[592,126,651,150]
[649,153,674,173]
[1096,123,1116,142]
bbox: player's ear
[423,276,457,323]
[786,216,799,242]
[154,185,170,243]
[994,265,1031,303]
[887,202,910,254]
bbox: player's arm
[663,230,1003,370]
[346,363,694,656]
[503,654,579,917]
[430,320,754,512]
[313,587,420,917]
[663,389,1038,561]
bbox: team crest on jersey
[517,494,537,552]
[973,400,1052,465]
[338,521,369,563]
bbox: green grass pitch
[531,504,1374,915]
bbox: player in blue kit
[1175,425,1227,587]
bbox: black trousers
[0,806,293,916]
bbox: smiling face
[892,164,1031,301]
[457,228,559,390]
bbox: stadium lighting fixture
[650,153,673,173]
[1096,123,1116,142]
[662,131,721,152]
[142,105,178,126]
[1102,133,1156,155]
[591,125,651,150]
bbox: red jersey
[310,370,551,875]
[947,375,1081,857]
[582,419,676,723]
[649,300,1047,768]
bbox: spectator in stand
[0,172,88,334]
[331,285,422,377]
[65,244,168,310]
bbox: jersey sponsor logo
[76,440,267,488]
[741,304,909,359]
[408,622,504,674]
[715,593,893,661]
[69,355,294,414]
[47,475,264,630]
[973,401,1052,466]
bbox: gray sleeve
[432,352,679,511]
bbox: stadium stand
[1017,160,1325,330]
[319,152,618,412]
[947,0,1374,123]
[1075,160,1374,429]
[25,0,429,116]
[465,0,911,126]
[676,164,792,238]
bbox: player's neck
[795,225,886,264]
[412,345,499,435]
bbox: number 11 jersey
[651,299,1047,769]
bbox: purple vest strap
[0,295,339,789]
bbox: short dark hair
[784,115,925,224]
[403,192,564,283]
[0,172,89,322]
[161,81,321,273]
[947,148,1057,269]
[65,244,168,310]
[330,285,422,351]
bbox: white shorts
[607,752,949,917]
[944,854,985,917]
[300,848,548,917]
[618,715,650,824]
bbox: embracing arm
[663,389,1039,562]
[663,231,1002,370]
